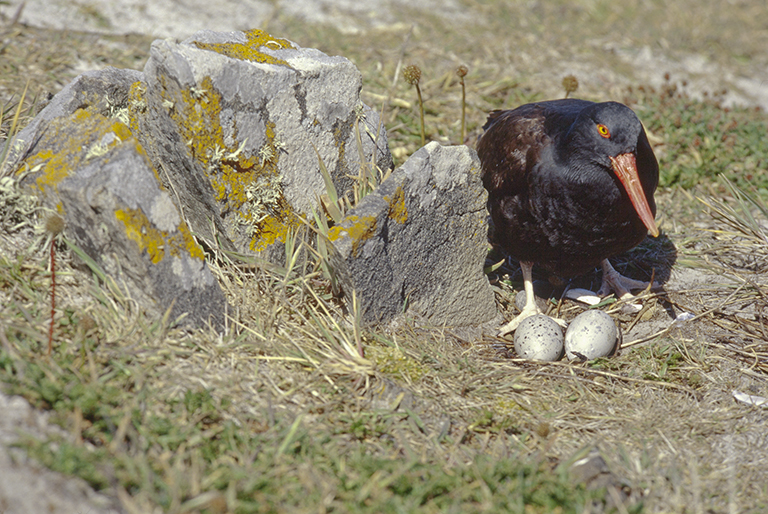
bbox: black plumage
[477,99,659,334]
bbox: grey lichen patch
[106,94,132,126]
[242,174,283,226]
[85,131,123,160]
[149,194,182,233]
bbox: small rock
[0,393,121,514]
[140,29,391,262]
[565,447,635,510]
[1,67,144,175]
[12,108,226,329]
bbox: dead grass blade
[698,174,768,245]
[0,79,30,175]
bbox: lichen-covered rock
[1,67,145,173]
[0,29,395,330]
[9,107,226,329]
[140,29,392,262]
[328,142,498,328]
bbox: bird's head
[568,102,659,237]
[569,101,642,162]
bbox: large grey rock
[7,107,226,329]
[140,29,391,261]
[328,142,497,328]
[0,28,395,329]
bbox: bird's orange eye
[597,124,611,138]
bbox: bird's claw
[498,305,566,337]
[599,259,658,299]
[497,304,540,337]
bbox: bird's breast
[490,166,648,277]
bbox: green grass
[623,80,768,191]
[20,423,609,513]
[1,301,612,513]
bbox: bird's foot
[498,302,541,337]
[499,260,566,337]
[597,259,659,311]
[597,260,658,299]
[498,298,567,336]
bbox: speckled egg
[514,315,564,361]
[564,310,619,361]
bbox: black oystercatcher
[477,99,659,335]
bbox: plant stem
[48,237,55,355]
[460,76,466,143]
[416,83,425,147]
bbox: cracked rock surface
[330,142,498,330]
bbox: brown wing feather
[476,106,550,199]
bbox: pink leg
[498,261,542,336]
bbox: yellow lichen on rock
[174,220,205,261]
[115,208,167,264]
[166,76,225,173]
[27,149,66,190]
[164,75,296,252]
[385,186,408,224]
[116,207,205,264]
[20,109,133,195]
[192,29,295,66]
[251,209,302,252]
[328,215,377,257]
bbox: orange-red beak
[610,153,659,237]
